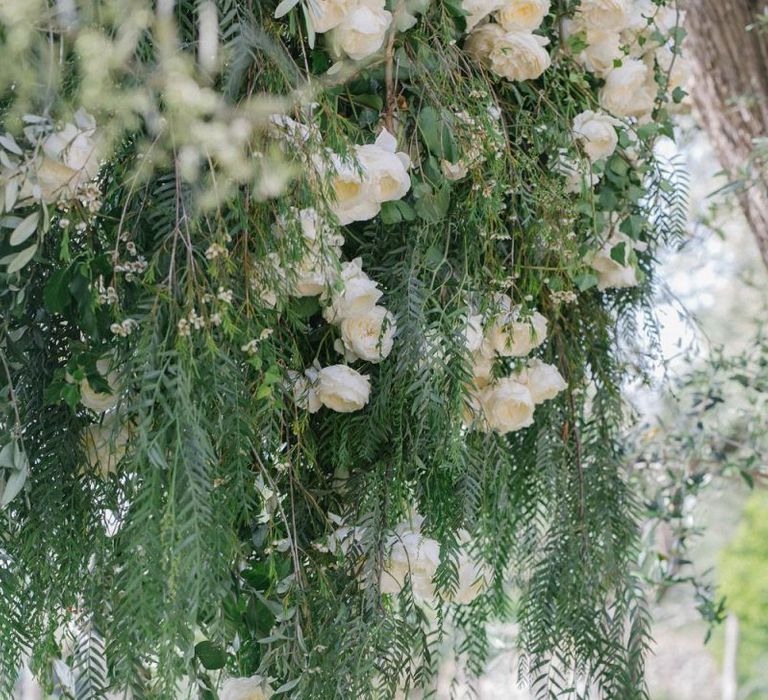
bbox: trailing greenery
[0,0,691,698]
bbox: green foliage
[0,0,693,698]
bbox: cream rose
[357,129,411,203]
[36,108,100,201]
[654,44,690,92]
[322,259,383,323]
[307,0,355,33]
[220,675,273,700]
[575,0,629,32]
[461,0,506,31]
[462,314,485,354]
[83,418,130,478]
[381,530,440,600]
[520,359,567,404]
[578,29,623,75]
[316,365,371,412]
[468,25,551,81]
[589,230,645,290]
[599,58,657,118]
[328,153,380,225]
[288,369,322,413]
[572,110,621,162]
[289,208,342,297]
[339,305,396,362]
[78,358,121,413]
[483,307,548,358]
[495,0,550,31]
[479,378,536,433]
[330,0,392,61]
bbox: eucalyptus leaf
[9,211,39,246]
[1,461,28,508]
[274,0,299,17]
[6,242,38,273]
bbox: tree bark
[686,0,768,266]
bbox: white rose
[520,359,567,403]
[77,358,121,413]
[83,417,130,478]
[328,153,380,225]
[339,305,397,362]
[322,259,383,323]
[654,44,689,92]
[357,129,411,203]
[396,0,431,31]
[330,0,392,61]
[572,110,621,162]
[483,306,548,358]
[479,378,536,433]
[578,29,623,75]
[495,0,550,31]
[288,369,322,413]
[440,158,469,181]
[307,0,355,33]
[461,0,505,31]
[469,26,551,81]
[462,314,485,354]
[220,675,273,700]
[447,550,487,604]
[381,530,440,600]
[589,230,644,290]
[289,208,342,297]
[316,365,371,412]
[599,58,656,118]
[39,109,100,200]
[575,0,629,32]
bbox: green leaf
[610,242,627,265]
[6,243,37,273]
[194,641,228,670]
[380,201,402,225]
[416,107,455,161]
[274,0,299,17]
[44,268,71,314]
[574,272,598,291]
[9,211,39,246]
[0,443,14,469]
[1,460,28,508]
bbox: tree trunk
[686,0,768,266]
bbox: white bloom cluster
[588,227,647,290]
[563,0,689,120]
[381,517,487,605]
[462,294,566,434]
[330,514,487,605]
[275,129,407,415]
[464,0,551,82]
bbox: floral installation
[0,0,693,698]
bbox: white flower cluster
[463,0,551,82]
[287,254,397,414]
[0,108,100,207]
[463,294,566,434]
[589,227,647,290]
[67,357,131,479]
[305,0,430,62]
[264,128,409,415]
[329,513,487,605]
[564,0,689,120]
